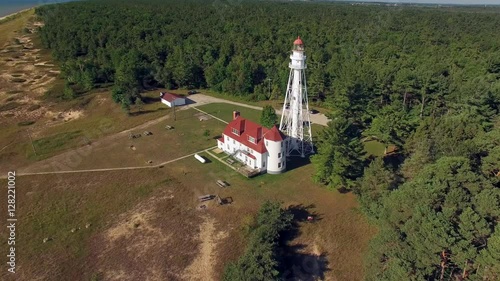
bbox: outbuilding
[160,92,186,107]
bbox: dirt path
[1,146,216,179]
[183,217,228,281]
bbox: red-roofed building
[160,92,186,107]
[217,111,288,174]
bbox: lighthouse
[279,36,314,157]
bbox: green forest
[35,0,500,280]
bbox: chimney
[233,111,240,120]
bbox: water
[0,0,76,18]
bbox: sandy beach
[0,8,33,22]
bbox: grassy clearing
[196,102,262,123]
[364,140,386,157]
[0,9,33,46]
[18,107,225,172]
[32,130,84,155]
[0,169,178,280]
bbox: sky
[344,0,500,4]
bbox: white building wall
[161,98,185,107]
[220,134,265,170]
[265,138,286,174]
[161,99,171,107]
[172,98,186,106]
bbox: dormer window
[232,128,239,135]
[248,136,256,144]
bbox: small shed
[160,92,186,107]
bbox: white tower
[279,36,314,157]
[264,126,287,174]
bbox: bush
[18,120,36,126]
[0,102,21,112]
[28,104,41,111]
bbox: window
[233,139,235,144]
[226,136,229,141]
[278,153,281,158]
[263,161,266,167]
[281,142,283,147]
[226,144,229,149]
[278,162,281,168]
[266,141,268,146]
[232,128,239,135]
[248,136,255,144]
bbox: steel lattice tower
[279,36,314,157]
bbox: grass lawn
[196,102,262,123]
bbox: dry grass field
[0,153,375,281]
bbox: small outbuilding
[160,92,186,107]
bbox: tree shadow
[142,96,160,104]
[281,245,329,281]
[129,110,157,116]
[278,204,329,280]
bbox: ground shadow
[184,97,196,105]
[286,155,311,172]
[278,204,329,280]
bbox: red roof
[223,117,268,154]
[222,117,287,154]
[264,125,286,141]
[218,137,224,143]
[161,92,183,102]
[293,36,303,45]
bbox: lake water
[0,0,76,18]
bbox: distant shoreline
[0,8,33,22]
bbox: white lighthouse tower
[279,36,314,157]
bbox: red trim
[263,125,286,142]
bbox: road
[186,94,329,126]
